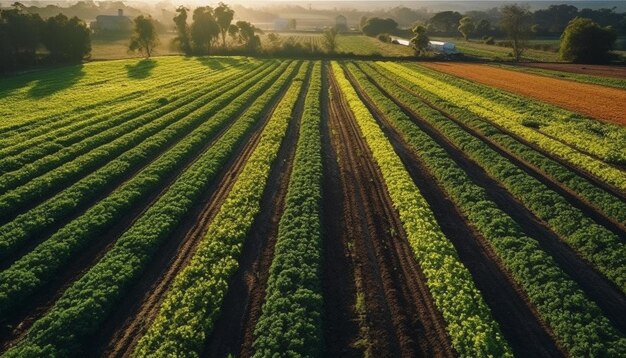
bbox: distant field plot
[495,63,626,90]
[336,35,414,56]
[434,38,561,61]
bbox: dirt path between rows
[421,62,626,126]
[347,65,564,357]
[326,65,455,358]
[203,65,310,358]
[357,67,626,336]
[521,63,626,79]
[86,69,299,358]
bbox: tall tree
[560,17,616,63]
[475,19,491,37]
[233,20,261,52]
[458,16,475,40]
[214,2,234,48]
[173,6,191,55]
[361,17,398,36]
[429,11,462,34]
[129,15,159,58]
[500,4,532,62]
[42,13,91,62]
[410,24,430,56]
[191,6,219,54]
[322,27,337,53]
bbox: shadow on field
[125,59,157,79]
[27,64,85,98]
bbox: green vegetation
[332,61,512,357]
[133,62,308,356]
[493,64,626,90]
[252,62,324,357]
[349,61,626,356]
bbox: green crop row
[378,62,626,192]
[252,62,324,357]
[373,63,626,294]
[0,62,248,170]
[331,61,512,357]
[0,60,290,315]
[0,61,280,262]
[348,62,626,357]
[133,62,310,357]
[2,60,299,357]
[401,62,626,165]
[0,62,271,202]
[361,62,626,227]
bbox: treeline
[0,3,90,73]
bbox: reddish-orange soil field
[421,62,626,126]
[521,63,626,79]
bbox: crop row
[0,60,291,315]
[331,61,512,357]
[0,57,243,133]
[378,62,626,191]
[361,63,626,226]
[347,62,626,357]
[401,62,626,165]
[252,62,324,357]
[133,62,310,357]
[0,62,249,170]
[372,63,626,293]
[0,61,280,262]
[0,62,271,203]
[2,61,300,357]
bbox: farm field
[0,56,625,357]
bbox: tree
[42,13,91,62]
[322,27,337,53]
[233,21,261,52]
[458,16,475,40]
[500,4,532,62]
[129,15,159,58]
[475,19,491,37]
[429,11,462,34]
[214,2,234,48]
[173,6,191,55]
[361,17,398,37]
[410,24,430,56]
[560,17,616,63]
[191,6,219,54]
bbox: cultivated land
[0,56,625,357]
[421,62,626,125]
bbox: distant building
[335,15,348,32]
[91,9,132,33]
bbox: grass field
[0,56,625,357]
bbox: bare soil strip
[364,74,626,335]
[521,63,626,79]
[90,74,299,358]
[347,67,564,357]
[421,62,626,126]
[326,65,455,358]
[203,66,310,358]
[320,61,362,358]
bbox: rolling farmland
[0,57,625,357]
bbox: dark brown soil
[90,68,300,358]
[326,65,455,358]
[356,67,626,336]
[202,64,310,358]
[522,63,626,79]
